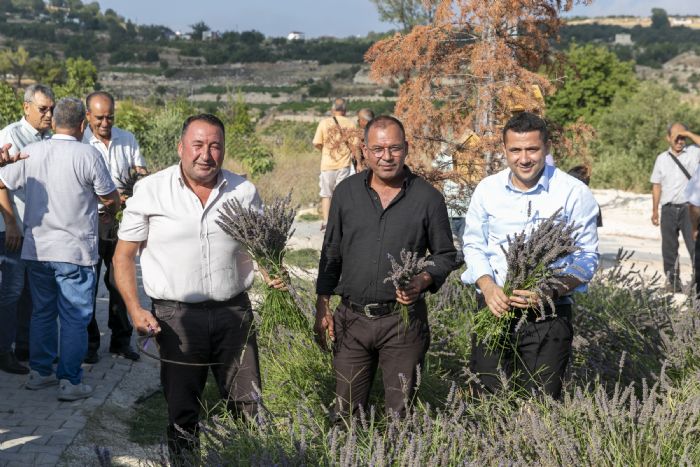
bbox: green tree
[29,54,64,85]
[590,81,700,191]
[223,96,274,177]
[54,57,98,98]
[651,8,670,29]
[2,46,31,88]
[370,0,437,31]
[547,43,637,127]
[190,20,210,41]
[0,81,21,128]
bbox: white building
[614,33,633,46]
[287,31,305,41]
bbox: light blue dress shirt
[461,164,599,293]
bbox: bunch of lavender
[216,193,308,335]
[383,249,434,323]
[472,208,581,350]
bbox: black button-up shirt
[316,168,460,304]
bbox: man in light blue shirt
[461,112,599,399]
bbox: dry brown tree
[366,0,592,202]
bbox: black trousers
[470,304,573,400]
[152,294,261,460]
[87,238,133,351]
[332,300,430,418]
[660,204,694,289]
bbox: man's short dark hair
[567,165,590,185]
[181,114,225,140]
[502,112,549,144]
[364,115,406,143]
[86,91,115,112]
[53,97,85,129]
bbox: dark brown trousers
[470,304,573,400]
[332,300,430,418]
[152,294,261,460]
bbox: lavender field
[177,251,700,465]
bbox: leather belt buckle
[362,303,385,318]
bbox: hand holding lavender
[384,249,434,321]
[472,208,581,350]
[216,193,309,335]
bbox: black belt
[341,298,400,318]
[151,293,248,311]
[663,203,688,207]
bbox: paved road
[0,266,152,467]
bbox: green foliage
[54,57,98,99]
[115,100,149,139]
[307,80,332,98]
[547,43,637,127]
[0,81,21,128]
[651,8,670,29]
[588,81,700,191]
[223,97,274,177]
[139,101,193,170]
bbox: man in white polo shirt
[0,97,120,400]
[113,114,283,462]
[650,123,700,292]
[83,91,147,364]
[0,84,54,374]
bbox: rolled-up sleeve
[461,184,493,285]
[118,182,149,242]
[557,184,599,288]
[424,196,459,292]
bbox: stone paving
[0,267,150,467]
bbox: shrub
[0,82,22,128]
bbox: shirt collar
[669,146,688,157]
[363,165,414,189]
[51,134,77,141]
[20,117,45,138]
[84,126,118,145]
[505,163,553,193]
[176,163,227,190]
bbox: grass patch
[284,248,320,270]
[297,212,321,222]
[128,390,168,445]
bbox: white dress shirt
[83,126,146,188]
[118,165,261,303]
[650,145,700,205]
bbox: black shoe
[84,348,100,364]
[109,346,140,361]
[14,348,29,362]
[0,351,30,375]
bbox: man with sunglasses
[314,115,459,420]
[0,84,54,375]
[650,123,700,293]
[82,91,148,364]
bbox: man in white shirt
[0,97,120,400]
[0,84,54,374]
[113,114,283,462]
[83,91,147,364]
[650,123,700,292]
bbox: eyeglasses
[366,144,405,157]
[34,104,54,115]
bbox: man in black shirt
[315,115,459,418]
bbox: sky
[97,0,699,38]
